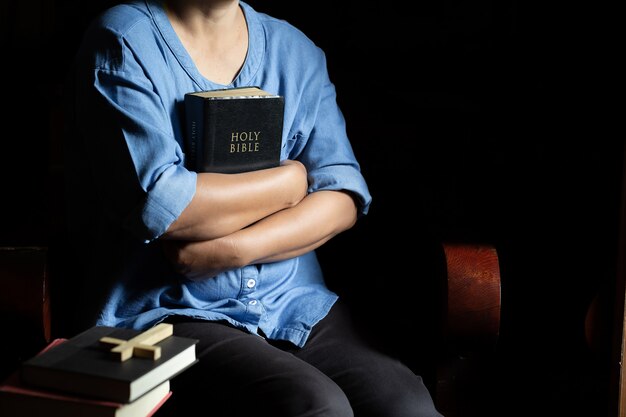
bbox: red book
[0,338,172,417]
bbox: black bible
[184,86,285,174]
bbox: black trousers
[157,301,443,417]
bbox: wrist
[227,227,264,267]
[218,233,250,269]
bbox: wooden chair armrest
[436,242,502,417]
[441,243,501,352]
[0,246,51,379]
[0,246,51,341]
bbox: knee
[385,389,443,417]
[276,373,353,417]
[381,376,442,417]
[365,375,443,417]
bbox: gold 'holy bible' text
[230,131,261,153]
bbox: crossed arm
[160,160,358,280]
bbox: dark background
[0,1,622,416]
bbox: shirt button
[248,299,258,306]
[246,279,256,288]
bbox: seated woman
[63,1,443,416]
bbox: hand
[161,236,247,281]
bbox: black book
[20,325,198,403]
[1,338,172,417]
[184,86,284,173]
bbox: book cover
[20,326,198,403]
[184,86,284,174]
[0,338,172,417]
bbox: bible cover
[184,86,284,173]
[20,326,198,403]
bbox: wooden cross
[99,323,173,362]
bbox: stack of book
[0,324,198,417]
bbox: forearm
[163,190,357,280]
[235,190,357,264]
[163,160,307,241]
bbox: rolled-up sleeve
[125,162,196,242]
[77,61,196,242]
[298,74,372,216]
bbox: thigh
[156,319,352,417]
[283,302,444,417]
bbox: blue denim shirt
[64,0,371,347]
